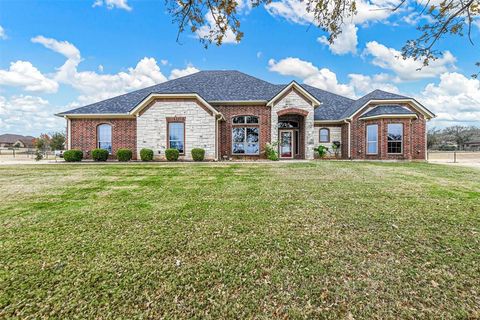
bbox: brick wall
[69,118,137,159]
[214,105,271,159]
[350,104,427,160]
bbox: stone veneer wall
[313,124,342,158]
[270,89,315,159]
[136,99,217,160]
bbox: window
[168,122,185,154]
[232,115,259,155]
[278,120,299,128]
[97,124,112,153]
[366,124,378,154]
[232,115,259,124]
[319,128,330,142]
[387,123,403,154]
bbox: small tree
[50,132,66,151]
[35,133,51,153]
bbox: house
[464,140,480,151]
[56,70,435,161]
[0,134,35,148]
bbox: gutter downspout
[343,119,351,159]
[66,116,72,150]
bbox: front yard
[1,162,479,318]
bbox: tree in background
[34,133,51,153]
[428,125,480,150]
[50,132,66,151]
[169,0,480,73]
[427,127,441,150]
[443,126,477,150]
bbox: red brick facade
[70,118,137,159]
[349,104,426,160]
[67,102,428,161]
[214,105,271,159]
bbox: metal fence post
[454,151,457,163]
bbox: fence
[427,150,480,163]
[0,148,57,160]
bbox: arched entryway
[277,108,308,159]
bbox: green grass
[1,162,479,319]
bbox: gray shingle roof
[360,105,416,118]
[57,71,427,120]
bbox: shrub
[140,148,154,161]
[165,148,179,161]
[265,142,279,161]
[34,150,43,161]
[314,145,329,158]
[63,149,83,162]
[191,148,205,161]
[92,148,109,161]
[117,148,132,162]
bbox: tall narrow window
[366,124,378,154]
[97,124,112,154]
[232,116,259,155]
[168,122,185,154]
[319,128,330,142]
[387,123,403,154]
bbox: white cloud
[32,35,168,103]
[257,51,263,59]
[0,61,58,93]
[420,72,480,124]
[473,19,480,29]
[160,59,169,66]
[268,56,402,98]
[0,25,6,40]
[318,23,358,55]
[265,0,401,55]
[169,66,200,80]
[195,11,239,44]
[0,95,63,133]
[364,41,456,81]
[98,65,104,72]
[348,73,399,94]
[268,57,355,97]
[92,0,132,11]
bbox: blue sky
[1,0,479,136]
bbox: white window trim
[366,124,378,155]
[231,127,260,155]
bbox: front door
[279,130,294,159]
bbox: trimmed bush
[92,148,109,161]
[63,149,83,162]
[191,148,205,161]
[165,148,179,161]
[265,142,279,161]
[140,148,154,161]
[117,148,132,162]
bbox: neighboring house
[56,71,435,161]
[0,134,35,148]
[464,140,480,151]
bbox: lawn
[1,162,479,319]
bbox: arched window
[232,115,259,155]
[278,120,299,128]
[232,115,259,124]
[97,124,112,153]
[319,128,330,143]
